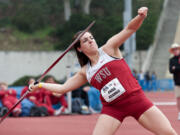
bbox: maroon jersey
[86,48,141,105]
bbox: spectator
[21,78,60,116]
[0,82,21,117]
[0,100,8,117]
[151,71,157,91]
[72,85,90,114]
[144,71,151,91]
[138,70,145,90]
[83,86,102,113]
[169,43,180,120]
[20,78,35,116]
[132,69,138,80]
[43,76,68,115]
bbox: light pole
[123,0,136,69]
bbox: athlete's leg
[138,106,177,135]
[92,114,121,135]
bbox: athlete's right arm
[29,67,88,94]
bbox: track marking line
[153,101,176,106]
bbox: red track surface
[0,91,180,135]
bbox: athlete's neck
[87,50,99,66]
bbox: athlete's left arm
[102,7,148,58]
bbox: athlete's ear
[77,47,82,53]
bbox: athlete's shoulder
[101,46,123,59]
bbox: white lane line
[153,102,176,106]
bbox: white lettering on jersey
[86,48,115,83]
[95,67,111,83]
[101,78,126,102]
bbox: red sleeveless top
[86,48,141,105]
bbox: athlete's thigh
[138,106,177,135]
[92,114,121,135]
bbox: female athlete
[30,7,177,135]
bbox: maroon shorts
[101,90,153,122]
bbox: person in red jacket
[0,82,21,117]
[43,76,68,114]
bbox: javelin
[0,20,96,124]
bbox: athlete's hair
[73,31,91,67]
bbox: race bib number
[101,78,126,102]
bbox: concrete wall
[0,51,147,84]
[0,51,78,84]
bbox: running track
[0,91,180,135]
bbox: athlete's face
[78,32,98,54]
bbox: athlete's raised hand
[138,7,148,18]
